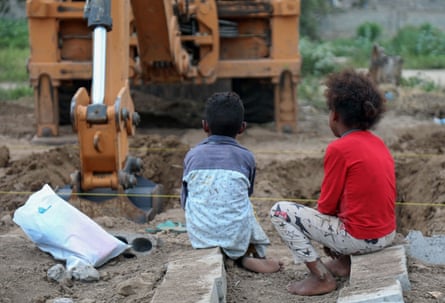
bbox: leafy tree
[356,22,382,42]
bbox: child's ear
[238,121,247,134]
[202,120,210,133]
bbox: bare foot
[324,255,351,277]
[241,257,284,273]
[287,273,336,296]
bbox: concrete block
[151,247,226,303]
[405,230,445,265]
[338,279,404,303]
[337,245,410,303]
[349,245,410,291]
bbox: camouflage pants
[270,201,395,263]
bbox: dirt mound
[131,134,189,209]
[389,124,445,155]
[0,146,78,213]
[384,123,445,235]
[256,157,324,202]
[395,155,445,235]
[0,98,35,139]
[0,135,188,214]
[392,89,445,119]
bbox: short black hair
[204,91,244,137]
[324,69,386,130]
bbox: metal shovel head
[56,176,163,223]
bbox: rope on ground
[4,145,444,158]
[0,190,443,207]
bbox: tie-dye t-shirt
[181,135,269,259]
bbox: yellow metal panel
[28,62,92,81]
[27,0,84,18]
[216,59,300,80]
[131,0,174,62]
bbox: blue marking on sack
[38,205,52,214]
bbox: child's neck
[340,128,361,137]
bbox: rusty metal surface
[216,1,273,17]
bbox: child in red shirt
[270,69,396,296]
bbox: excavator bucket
[57,176,163,224]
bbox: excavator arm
[70,0,222,193]
[67,0,163,223]
[71,0,139,191]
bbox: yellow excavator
[26,0,301,222]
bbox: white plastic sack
[13,184,130,270]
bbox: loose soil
[0,86,444,303]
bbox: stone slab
[405,230,445,265]
[151,247,226,303]
[337,245,410,303]
[338,280,404,303]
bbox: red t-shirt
[317,130,396,239]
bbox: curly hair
[324,69,386,130]
[205,91,244,137]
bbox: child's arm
[317,146,346,215]
[180,181,188,209]
[248,166,256,197]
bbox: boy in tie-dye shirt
[181,92,282,273]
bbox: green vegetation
[300,0,331,40]
[0,47,29,82]
[356,22,382,42]
[388,23,445,69]
[0,18,31,100]
[0,18,29,82]
[298,21,445,106]
[400,77,440,93]
[301,22,445,76]
[0,18,29,48]
[300,37,339,77]
[0,86,33,101]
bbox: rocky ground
[0,85,444,303]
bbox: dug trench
[0,87,444,302]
